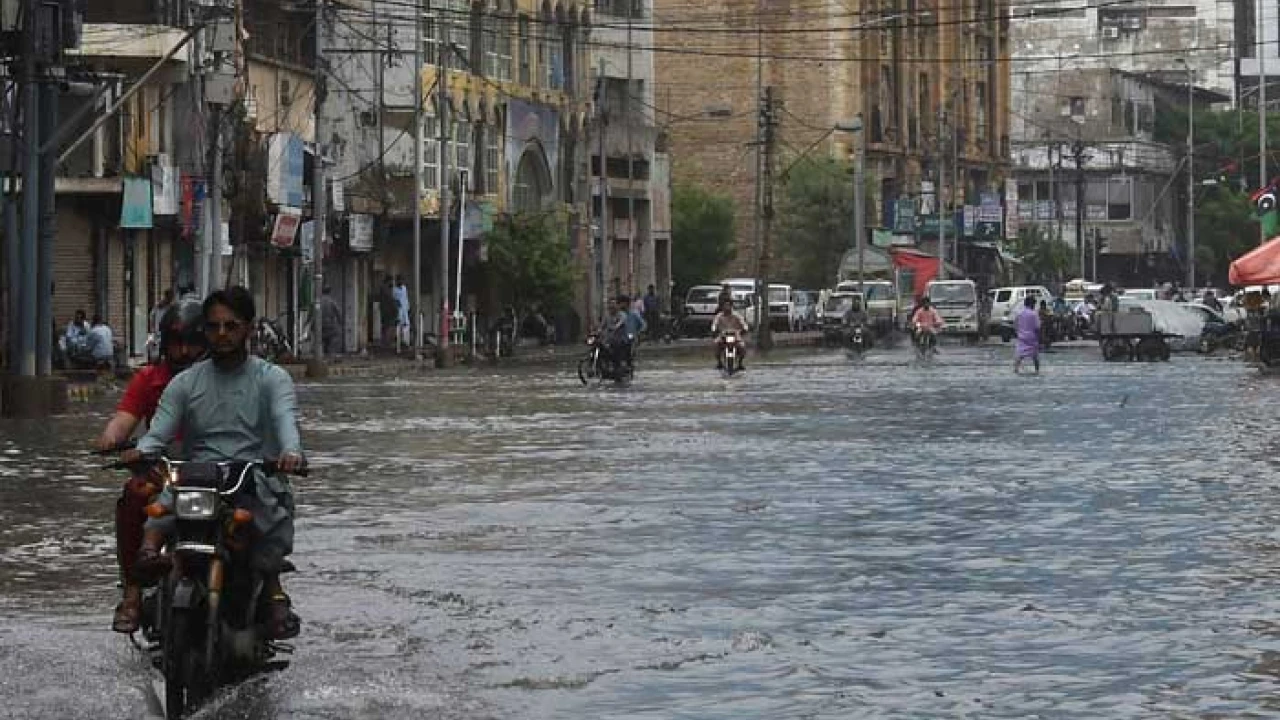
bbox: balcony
[71,23,192,65]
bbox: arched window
[513,145,552,212]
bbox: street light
[1176,58,1195,289]
[835,117,866,294]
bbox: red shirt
[117,362,175,421]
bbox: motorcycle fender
[170,577,203,610]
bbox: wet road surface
[3,343,1280,718]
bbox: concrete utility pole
[1184,60,1195,288]
[852,114,866,293]
[756,85,776,351]
[309,0,328,376]
[936,104,946,280]
[413,1,424,358]
[1072,140,1087,279]
[596,57,609,323]
[625,3,635,295]
[1260,0,1268,245]
[436,14,452,365]
[17,4,39,378]
[36,79,56,377]
[207,105,223,292]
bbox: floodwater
[3,343,1280,719]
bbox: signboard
[962,205,977,236]
[872,228,893,247]
[332,180,345,213]
[120,176,153,229]
[266,133,305,207]
[348,213,374,251]
[180,174,206,239]
[218,220,232,256]
[919,181,936,216]
[271,207,302,248]
[300,220,315,264]
[151,162,178,215]
[893,197,916,233]
[1087,204,1108,221]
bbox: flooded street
[5,344,1280,718]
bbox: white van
[720,278,763,326]
[767,283,792,330]
[990,286,1053,340]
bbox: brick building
[654,0,1012,282]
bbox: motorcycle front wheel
[163,608,208,719]
[577,357,596,385]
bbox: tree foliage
[777,157,855,289]
[1005,225,1074,284]
[485,212,576,312]
[671,184,737,292]
[1195,189,1256,281]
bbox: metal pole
[207,107,223,294]
[35,80,55,376]
[1260,0,1268,237]
[454,169,466,314]
[757,86,775,351]
[17,45,39,376]
[311,0,327,367]
[438,15,452,356]
[1186,63,1195,288]
[853,114,866,293]
[1074,141,1085,278]
[1048,141,1057,250]
[413,2,423,357]
[5,78,19,372]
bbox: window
[485,124,501,195]
[455,120,473,186]
[918,73,930,137]
[548,28,564,89]
[483,13,500,77]
[537,26,549,89]
[560,24,575,93]
[1108,176,1132,220]
[422,103,439,191]
[447,0,469,64]
[422,13,438,66]
[975,81,987,145]
[497,15,513,81]
[518,15,530,85]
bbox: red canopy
[890,248,942,298]
[1229,236,1280,286]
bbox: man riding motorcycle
[598,295,645,372]
[711,299,749,369]
[909,296,944,346]
[127,286,305,640]
[98,298,206,634]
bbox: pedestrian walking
[1014,296,1041,375]
[392,275,410,348]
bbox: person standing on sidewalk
[320,286,343,358]
[378,276,397,348]
[393,275,410,348]
[643,285,661,341]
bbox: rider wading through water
[124,287,306,640]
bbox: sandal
[112,599,141,634]
[267,593,300,640]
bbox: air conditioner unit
[1121,16,1143,30]
[1102,25,1121,39]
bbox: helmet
[158,298,206,362]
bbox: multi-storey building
[655,0,1012,283]
[586,0,672,312]
[330,0,594,340]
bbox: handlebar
[104,454,309,479]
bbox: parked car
[1184,301,1241,352]
[790,290,818,330]
[767,283,793,331]
[679,285,723,337]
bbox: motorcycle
[578,333,633,385]
[912,324,937,361]
[251,318,293,363]
[846,323,869,360]
[111,454,306,719]
[718,331,744,376]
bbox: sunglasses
[204,320,245,334]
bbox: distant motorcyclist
[910,296,943,337]
[1099,284,1120,312]
[1202,290,1223,312]
[97,299,206,634]
[600,295,639,371]
[711,299,749,369]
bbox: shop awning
[1229,236,1280,286]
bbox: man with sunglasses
[131,286,306,639]
[97,298,206,633]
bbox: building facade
[330,0,594,342]
[654,0,1012,284]
[586,0,672,312]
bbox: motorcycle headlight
[175,489,217,519]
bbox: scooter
[718,331,744,376]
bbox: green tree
[485,212,576,312]
[671,184,737,292]
[1195,188,1257,283]
[776,156,855,289]
[1005,225,1074,283]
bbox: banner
[120,177,153,229]
[271,208,302,248]
[1005,179,1019,241]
